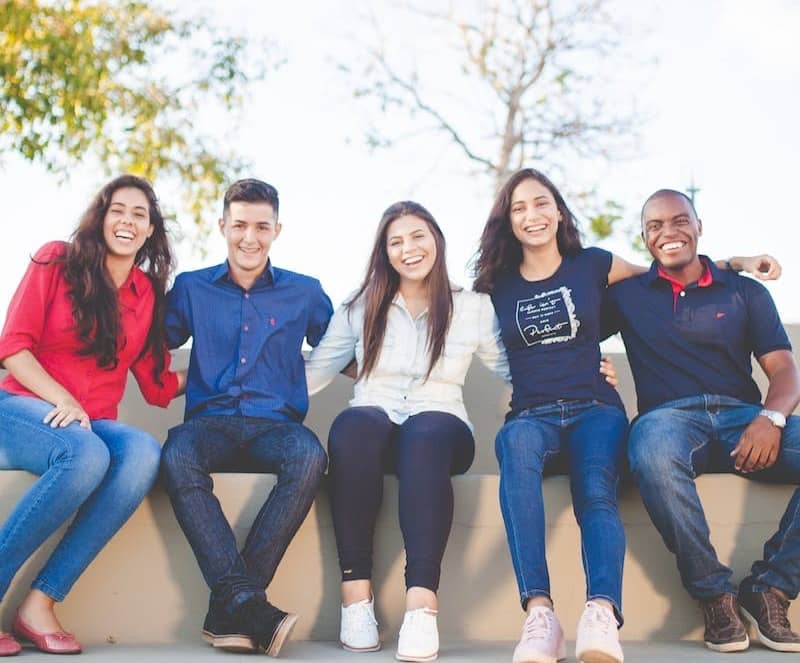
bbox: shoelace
[763,592,792,630]
[522,611,554,641]
[582,604,614,635]
[347,601,378,632]
[403,609,436,635]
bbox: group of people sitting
[0,170,798,663]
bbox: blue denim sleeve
[306,280,334,348]
[165,274,192,350]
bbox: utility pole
[686,177,701,205]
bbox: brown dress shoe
[739,586,800,652]
[701,593,749,652]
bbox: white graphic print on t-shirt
[515,286,580,346]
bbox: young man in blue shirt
[607,189,800,653]
[161,179,333,657]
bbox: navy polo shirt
[606,256,791,415]
[491,247,624,416]
[166,261,333,422]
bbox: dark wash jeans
[495,400,628,623]
[628,395,800,600]
[161,415,327,612]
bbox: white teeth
[403,256,424,265]
[115,232,134,240]
[525,224,547,232]
[661,241,685,251]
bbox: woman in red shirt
[0,175,185,655]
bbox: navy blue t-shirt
[606,258,792,415]
[491,247,624,416]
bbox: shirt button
[403,395,407,400]
[680,291,686,297]
[244,293,250,299]
[243,324,249,332]
[240,357,247,364]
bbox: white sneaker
[340,597,380,652]
[396,607,439,662]
[512,605,567,663]
[575,601,623,663]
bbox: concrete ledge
[2,336,800,644]
[1,471,797,643]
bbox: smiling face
[642,192,703,276]
[385,214,438,287]
[509,177,561,251]
[102,186,154,263]
[219,201,281,286]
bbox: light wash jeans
[0,390,161,601]
[628,394,800,600]
[495,399,628,623]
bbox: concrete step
[6,640,791,662]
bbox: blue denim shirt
[166,261,333,422]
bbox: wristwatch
[759,409,786,429]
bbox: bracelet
[726,259,735,272]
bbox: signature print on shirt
[516,287,580,346]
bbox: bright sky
[1,0,799,324]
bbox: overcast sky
[1,0,798,325]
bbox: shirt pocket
[431,341,472,383]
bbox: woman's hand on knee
[43,398,91,430]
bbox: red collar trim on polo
[657,259,713,310]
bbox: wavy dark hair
[60,175,173,382]
[346,201,454,381]
[472,168,582,294]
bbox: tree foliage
[0,0,276,239]
[343,0,643,242]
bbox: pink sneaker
[575,601,623,663]
[512,606,566,663]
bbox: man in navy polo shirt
[160,179,333,657]
[607,189,800,653]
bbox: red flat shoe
[12,612,82,654]
[0,632,21,657]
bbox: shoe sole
[703,634,749,652]
[265,612,298,657]
[202,630,256,652]
[395,652,437,662]
[577,650,622,663]
[740,606,800,652]
[341,640,382,652]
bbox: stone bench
[1,338,799,643]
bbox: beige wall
[1,327,799,643]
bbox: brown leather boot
[739,586,800,652]
[701,593,749,652]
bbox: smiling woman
[0,174,185,655]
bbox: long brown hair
[346,201,454,381]
[472,168,582,294]
[62,174,173,382]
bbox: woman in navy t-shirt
[472,168,774,663]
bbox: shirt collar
[121,265,149,296]
[645,255,728,289]
[212,260,276,287]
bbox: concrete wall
[1,326,799,644]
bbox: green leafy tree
[0,0,277,240]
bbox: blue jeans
[0,391,161,601]
[495,400,628,622]
[628,395,800,600]
[160,415,327,612]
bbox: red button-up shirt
[0,241,178,419]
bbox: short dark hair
[640,189,698,222]
[223,178,279,218]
